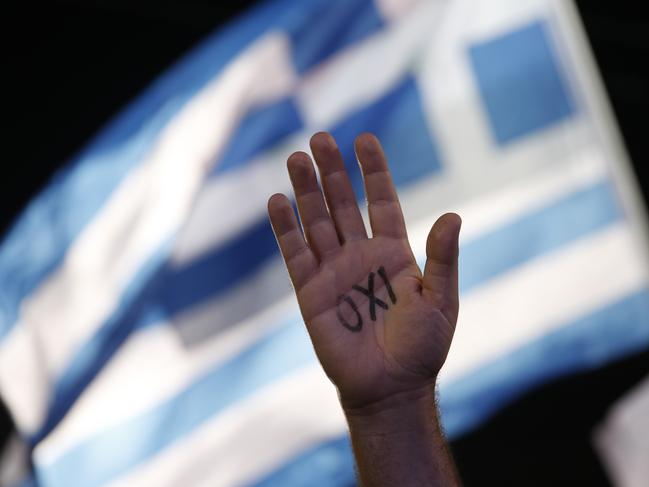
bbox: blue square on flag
[468,20,575,145]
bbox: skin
[267,132,462,486]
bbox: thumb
[422,212,461,324]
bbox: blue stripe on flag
[468,20,575,145]
[330,75,442,200]
[31,240,174,445]
[289,0,383,73]
[458,181,621,292]
[161,220,279,315]
[32,215,289,444]
[250,436,356,487]
[36,318,316,487]
[440,287,649,438]
[211,97,303,175]
[251,288,649,485]
[0,0,321,339]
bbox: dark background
[2,1,648,485]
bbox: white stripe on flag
[170,145,294,266]
[0,32,297,434]
[406,148,606,256]
[97,366,344,487]
[33,276,299,464]
[296,0,446,129]
[440,222,647,384]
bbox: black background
[3,1,648,485]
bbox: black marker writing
[335,266,398,331]
[352,272,388,321]
[377,266,397,304]
[336,294,363,332]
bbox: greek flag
[1,0,648,485]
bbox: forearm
[343,386,460,487]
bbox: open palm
[268,132,461,410]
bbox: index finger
[267,193,319,291]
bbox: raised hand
[267,132,461,411]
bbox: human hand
[268,132,461,412]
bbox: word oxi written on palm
[336,266,397,332]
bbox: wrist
[342,384,441,438]
[342,384,460,487]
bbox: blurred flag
[1,0,648,485]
